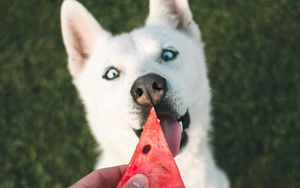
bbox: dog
[61,0,229,187]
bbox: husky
[60,0,229,187]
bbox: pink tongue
[159,115,182,157]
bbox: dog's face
[61,0,210,158]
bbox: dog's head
[61,0,210,157]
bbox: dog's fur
[61,0,229,187]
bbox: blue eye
[161,49,179,62]
[103,67,120,80]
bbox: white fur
[61,0,229,187]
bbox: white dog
[61,0,229,187]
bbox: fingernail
[130,174,148,188]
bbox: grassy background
[0,0,299,187]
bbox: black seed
[142,144,151,154]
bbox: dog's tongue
[159,115,182,157]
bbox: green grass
[0,0,299,187]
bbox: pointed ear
[146,0,200,40]
[61,0,110,78]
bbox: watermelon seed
[142,144,151,154]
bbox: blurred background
[0,0,299,187]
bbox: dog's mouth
[133,109,190,157]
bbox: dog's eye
[103,67,120,80]
[161,49,179,62]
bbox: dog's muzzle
[130,74,190,156]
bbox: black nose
[130,73,167,106]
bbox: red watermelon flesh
[116,107,185,188]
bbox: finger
[70,165,127,188]
[122,174,149,188]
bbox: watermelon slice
[117,107,185,188]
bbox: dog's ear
[61,0,110,78]
[146,0,200,40]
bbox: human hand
[69,165,148,188]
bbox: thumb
[122,174,149,188]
